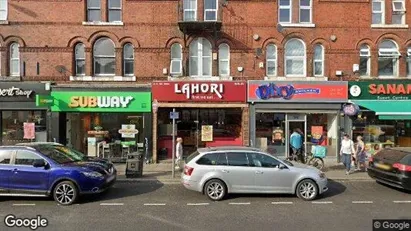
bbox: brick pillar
[399,50,407,77]
[101,0,108,22]
[86,48,92,76]
[152,109,158,163]
[371,49,378,77]
[0,47,5,76]
[242,106,250,146]
[306,50,313,77]
[115,48,122,76]
[277,48,284,76]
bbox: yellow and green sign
[50,91,151,112]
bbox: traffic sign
[169,112,179,119]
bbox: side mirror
[33,159,46,168]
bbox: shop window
[266,44,277,77]
[189,37,212,78]
[108,0,122,22]
[284,38,306,77]
[204,0,217,21]
[378,40,400,77]
[183,0,197,21]
[406,47,411,77]
[87,0,101,22]
[170,43,182,76]
[218,43,230,76]
[359,44,371,77]
[0,0,7,21]
[313,44,324,76]
[123,43,134,76]
[9,42,20,76]
[93,38,116,76]
[74,43,86,76]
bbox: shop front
[348,80,411,154]
[49,87,151,160]
[0,82,51,145]
[248,81,348,160]
[151,81,248,162]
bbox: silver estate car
[181,146,328,201]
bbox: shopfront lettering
[369,83,411,95]
[0,86,33,98]
[255,83,320,100]
[174,83,224,99]
[68,96,134,108]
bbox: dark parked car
[367,147,411,191]
[0,142,116,205]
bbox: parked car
[367,147,411,191]
[181,146,328,201]
[0,142,117,205]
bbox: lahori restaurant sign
[348,81,411,100]
[152,81,247,102]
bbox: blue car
[0,142,117,205]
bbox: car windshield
[37,145,86,164]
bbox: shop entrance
[285,114,307,157]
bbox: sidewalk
[114,161,373,183]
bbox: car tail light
[393,163,411,172]
[184,166,194,176]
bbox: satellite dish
[55,65,67,74]
[276,23,284,33]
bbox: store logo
[350,85,361,97]
[0,86,33,98]
[342,103,359,116]
[68,96,134,108]
[255,83,320,100]
[174,83,224,99]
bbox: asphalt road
[0,180,410,231]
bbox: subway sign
[68,96,134,108]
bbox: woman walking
[355,136,367,171]
[175,137,183,169]
[340,134,355,175]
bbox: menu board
[23,123,35,140]
[201,125,213,142]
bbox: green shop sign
[51,91,151,112]
[349,80,411,100]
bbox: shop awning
[350,100,411,120]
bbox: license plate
[375,163,390,170]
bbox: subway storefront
[348,80,411,154]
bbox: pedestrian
[340,134,355,175]
[289,128,303,162]
[175,137,183,169]
[355,136,367,171]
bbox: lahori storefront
[348,80,411,153]
[49,86,151,161]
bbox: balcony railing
[178,0,223,33]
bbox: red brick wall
[1,0,411,82]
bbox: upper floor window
[204,0,217,21]
[87,0,122,23]
[313,44,324,76]
[406,47,411,76]
[170,43,183,76]
[74,43,86,76]
[183,0,197,21]
[218,43,230,76]
[392,0,405,24]
[279,0,292,23]
[372,0,384,24]
[0,0,7,21]
[189,37,212,78]
[359,44,371,77]
[266,44,277,77]
[108,0,122,22]
[299,0,312,23]
[123,43,134,76]
[93,38,116,75]
[87,0,101,22]
[284,39,306,77]
[9,43,20,76]
[279,0,312,24]
[372,0,406,25]
[378,40,400,77]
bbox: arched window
[123,43,134,76]
[170,43,182,76]
[378,40,400,77]
[74,43,85,76]
[313,44,324,76]
[266,44,277,77]
[359,44,371,77]
[407,46,411,76]
[93,38,115,75]
[9,43,20,76]
[284,39,306,76]
[218,43,230,76]
[189,37,212,77]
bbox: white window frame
[189,37,212,78]
[204,0,218,21]
[284,39,306,77]
[74,43,86,76]
[406,47,411,76]
[359,45,371,77]
[279,0,292,23]
[183,0,197,22]
[218,43,230,77]
[9,43,20,76]
[108,0,122,23]
[313,44,324,77]
[170,43,183,76]
[372,0,385,24]
[93,38,116,76]
[87,0,101,22]
[123,43,134,76]
[266,44,277,77]
[378,40,400,77]
[0,0,7,21]
[299,0,312,23]
[392,0,406,25]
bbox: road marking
[187,203,209,206]
[229,202,250,205]
[271,202,293,205]
[144,203,166,206]
[100,203,124,206]
[393,201,411,204]
[352,201,373,204]
[12,203,35,206]
[311,201,333,204]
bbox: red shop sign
[152,81,247,102]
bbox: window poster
[201,125,213,142]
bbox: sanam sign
[69,96,134,108]
[348,81,411,100]
[152,81,247,102]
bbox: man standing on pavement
[175,137,183,169]
[290,128,303,162]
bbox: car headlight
[319,172,326,179]
[82,171,103,178]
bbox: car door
[248,152,296,193]
[0,149,14,192]
[9,150,50,193]
[223,152,256,193]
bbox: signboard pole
[172,108,176,178]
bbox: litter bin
[125,152,144,178]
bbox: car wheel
[296,179,318,201]
[53,181,78,206]
[204,179,226,201]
